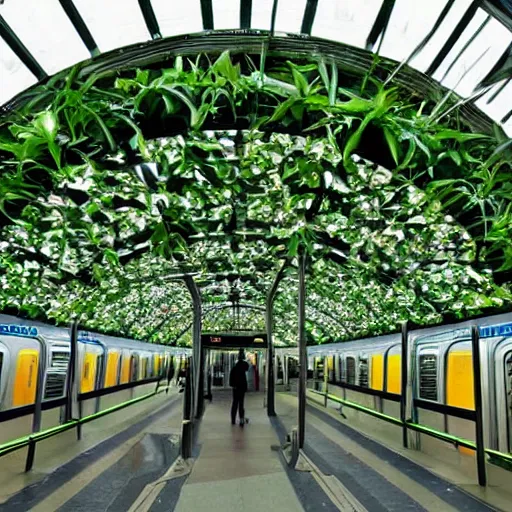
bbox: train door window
[116,355,122,384]
[339,356,345,383]
[358,357,369,388]
[95,353,104,390]
[13,348,39,406]
[506,352,512,452]
[142,357,148,379]
[370,354,384,391]
[346,357,356,385]
[386,354,401,394]
[446,347,474,410]
[418,353,438,401]
[130,355,139,381]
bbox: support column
[298,250,307,449]
[185,276,203,420]
[65,320,79,423]
[266,262,287,417]
[471,325,487,486]
[400,321,409,449]
[26,335,47,472]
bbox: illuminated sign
[254,338,264,343]
[0,324,39,338]
[211,336,222,343]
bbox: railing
[309,385,512,470]
[0,376,170,471]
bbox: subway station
[0,1,512,511]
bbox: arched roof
[0,1,511,347]
[1,0,511,134]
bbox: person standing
[230,349,249,426]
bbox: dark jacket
[230,360,249,391]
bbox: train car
[0,313,189,445]
[305,312,512,463]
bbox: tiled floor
[174,390,304,512]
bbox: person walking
[230,349,249,426]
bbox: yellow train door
[12,348,39,407]
[81,352,97,393]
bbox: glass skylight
[0,0,510,134]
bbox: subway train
[0,313,190,414]
[305,312,512,455]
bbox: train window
[95,354,104,390]
[346,357,356,385]
[358,357,369,388]
[506,353,512,452]
[419,354,438,401]
[130,355,139,381]
[339,356,345,383]
[116,355,122,384]
[44,350,70,399]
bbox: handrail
[0,376,162,424]
[0,381,171,465]
[309,388,512,467]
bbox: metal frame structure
[0,0,510,126]
[265,262,287,417]
[297,251,307,449]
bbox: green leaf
[383,127,399,166]
[329,62,338,106]
[288,234,299,257]
[268,96,297,123]
[213,51,240,83]
[434,130,490,142]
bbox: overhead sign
[202,332,268,349]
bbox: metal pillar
[400,321,409,449]
[181,361,193,459]
[298,251,307,449]
[324,356,329,407]
[265,262,287,416]
[471,325,487,486]
[185,276,203,420]
[206,349,212,401]
[65,320,79,423]
[26,336,47,472]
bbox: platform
[275,392,509,512]
[173,390,304,512]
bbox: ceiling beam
[138,0,162,40]
[0,15,46,80]
[301,0,318,35]
[200,0,214,30]
[240,0,252,29]
[426,0,481,76]
[58,0,99,56]
[366,0,395,51]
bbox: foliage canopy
[0,51,510,345]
